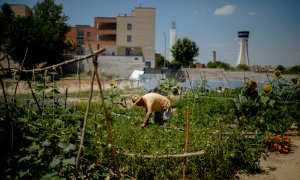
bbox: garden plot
[1,68,299,179]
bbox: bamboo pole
[89,44,121,179]
[73,67,96,179]
[0,75,8,112]
[26,80,42,113]
[64,87,68,109]
[8,48,105,73]
[13,48,28,103]
[123,150,205,159]
[183,107,190,180]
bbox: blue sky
[5,0,300,67]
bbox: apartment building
[66,7,156,69]
[116,7,156,67]
[9,4,32,17]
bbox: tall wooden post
[89,44,121,179]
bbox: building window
[98,22,116,30]
[99,34,116,41]
[77,38,84,47]
[127,35,132,42]
[77,30,84,38]
[127,23,132,30]
[145,61,151,68]
[126,48,132,56]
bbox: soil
[236,135,300,180]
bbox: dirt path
[236,136,300,180]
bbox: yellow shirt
[142,93,170,112]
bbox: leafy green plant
[159,78,180,96]
[234,71,297,135]
[2,72,299,179]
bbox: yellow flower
[108,81,117,89]
[36,62,47,68]
[263,84,272,93]
[274,70,282,78]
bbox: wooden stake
[65,87,68,109]
[89,44,121,179]
[73,68,96,179]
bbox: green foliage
[287,64,300,73]
[0,3,14,50]
[194,131,263,179]
[236,64,250,71]
[171,37,199,67]
[1,72,299,179]
[7,110,80,179]
[158,78,180,96]
[156,56,170,67]
[1,0,70,69]
[64,39,77,51]
[275,65,286,72]
[207,61,233,70]
[234,72,298,135]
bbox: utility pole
[163,32,166,67]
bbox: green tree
[0,3,14,52]
[287,64,300,73]
[207,61,233,70]
[156,55,170,68]
[171,37,199,67]
[236,64,250,71]
[4,0,70,69]
[275,65,286,72]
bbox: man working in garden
[132,93,171,128]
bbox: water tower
[236,31,250,66]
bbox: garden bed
[1,70,299,179]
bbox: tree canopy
[171,37,199,67]
[156,55,170,68]
[0,0,70,69]
[275,65,286,72]
[207,61,233,70]
[287,65,300,73]
[236,64,250,71]
[0,3,14,51]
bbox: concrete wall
[66,55,145,78]
[184,68,299,82]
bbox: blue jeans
[154,106,171,126]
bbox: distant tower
[212,51,216,63]
[170,21,176,61]
[237,31,250,66]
